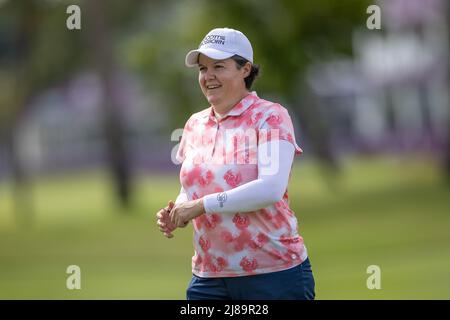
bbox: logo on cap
[200,34,226,46]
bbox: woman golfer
[156,27,315,300]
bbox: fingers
[157,218,174,232]
[155,201,185,238]
[156,205,173,222]
[157,218,185,236]
[157,200,174,219]
[157,203,177,238]
[156,219,166,229]
[158,220,173,238]
[157,218,175,238]
[156,207,169,219]
[163,231,174,238]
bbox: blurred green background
[1,0,450,299]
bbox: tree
[446,1,450,183]
[0,0,148,222]
[83,0,131,208]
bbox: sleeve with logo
[203,140,295,213]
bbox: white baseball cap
[185,28,253,67]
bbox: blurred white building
[306,0,449,154]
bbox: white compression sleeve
[203,140,295,213]
[175,186,189,205]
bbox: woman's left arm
[203,140,295,213]
[170,140,295,226]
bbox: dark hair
[230,55,260,90]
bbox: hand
[156,200,176,238]
[170,199,205,228]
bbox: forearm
[203,140,295,213]
[203,178,284,213]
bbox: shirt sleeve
[175,117,192,164]
[259,105,303,156]
[175,186,189,205]
[202,140,295,213]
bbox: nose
[205,68,216,80]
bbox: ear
[242,62,252,78]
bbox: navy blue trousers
[187,257,315,300]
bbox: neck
[213,90,249,118]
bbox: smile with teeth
[207,85,221,90]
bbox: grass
[0,155,449,299]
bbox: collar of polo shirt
[203,91,259,120]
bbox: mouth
[206,84,221,91]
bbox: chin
[206,95,220,105]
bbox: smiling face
[198,54,251,114]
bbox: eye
[215,65,224,69]
[199,66,206,72]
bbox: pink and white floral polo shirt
[176,91,307,277]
